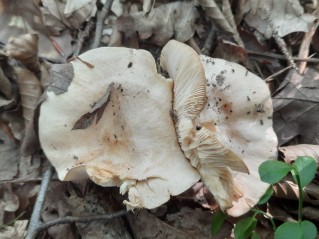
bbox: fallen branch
[36,210,128,233]
[25,165,53,239]
[92,0,114,48]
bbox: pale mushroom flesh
[39,47,200,210]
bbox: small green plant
[211,156,318,239]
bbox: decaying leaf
[0,0,72,62]
[72,83,113,130]
[47,63,74,95]
[236,0,316,38]
[198,0,244,47]
[273,68,319,145]
[0,220,28,239]
[0,129,19,181]
[273,179,319,205]
[41,0,97,29]
[116,1,198,45]
[128,209,193,239]
[5,34,41,79]
[42,182,131,239]
[14,68,41,127]
[279,144,319,164]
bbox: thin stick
[298,20,319,74]
[263,8,297,69]
[74,19,95,56]
[36,210,128,233]
[247,50,319,62]
[92,0,114,49]
[25,165,53,239]
[202,26,215,56]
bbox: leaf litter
[0,0,319,238]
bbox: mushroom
[39,47,200,209]
[160,40,277,216]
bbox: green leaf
[234,216,258,239]
[274,222,302,239]
[258,186,274,204]
[211,210,227,235]
[293,157,317,188]
[300,220,317,239]
[259,160,293,184]
[251,231,261,239]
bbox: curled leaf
[5,34,41,79]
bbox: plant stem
[292,167,303,223]
[251,209,277,231]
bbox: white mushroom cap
[39,47,200,209]
[198,56,278,216]
[160,40,277,216]
[160,40,249,211]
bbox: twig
[36,210,128,233]
[247,50,319,63]
[202,26,215,55]
[263,8,297,70]
[222,0,244,48]
[298,20,319,74]
[74,19,95,56]
[265,66,292,82]
[25,165,53,239]
[187,38,201,54]
[92,0,114,49]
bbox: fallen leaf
[47,63,74,95]
[273,68,319,145]
[42,0,97,29]
[128,209,192,239]
[166,207,232,239]
[42,182,131,239]
[301,206,319,222]
[5,34,41,79]
[72,83,113,130]
[0,0,72,62]
[279,144,319,164]
[236,0,316,38]
[0,129,19,181]
[273,179,319,205]
[116,2,198,45]
[0,220,28,239]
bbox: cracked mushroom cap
[39,47,200,209]
[160,40,277,216]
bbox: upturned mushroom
[39,47,200,209]
[39,40,277,216]
[160,40,278,216]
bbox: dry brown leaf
[0,220,28,239]
[273,179,319,205]
[301,206,319,222]
[42,182,131,239]
[14,68,41,127]
[236,0,316,38]
[5,34,41,79]
[273,68,319,145]
[0,129,19,181]
[212,39,248,66]
[128,209,192,239]
[116,1,198,45]
[166,207,230,239]
[42,0,97,29]
[143,0,155,15]
[0,0,72,62]
[279,144,319,164]
[198,0,244,47]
